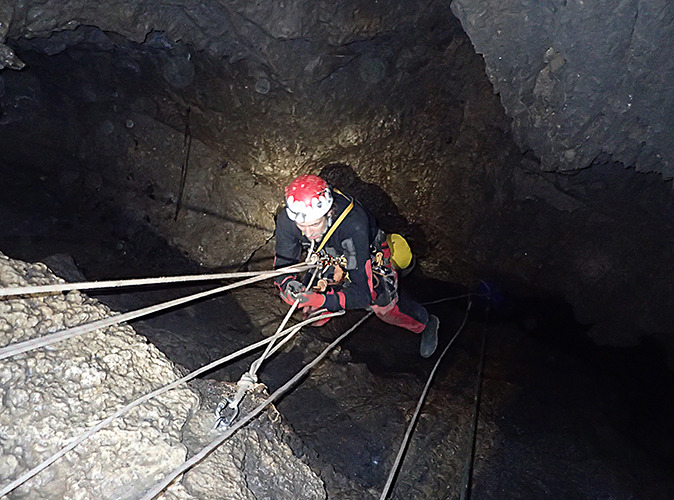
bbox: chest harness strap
[315,189,354,254]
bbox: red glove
[297,291,326,309]
[279,280,305,305]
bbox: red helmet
[285,174,333,223]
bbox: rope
[0,310,343,497]
[249,264,321,378]
[221,247,322,426]
[0,264,312,361]
[264,311,344,361]
[422,292,487,306]
[249,301,300,378]
[140,311,373,500]
[460,294,491,500]
[0,269,298,298]
[379,301,473,500]
[459,322,487,500]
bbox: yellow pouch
[386,233,413,271]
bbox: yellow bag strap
[316,189,354,253]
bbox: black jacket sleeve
[273,210,304,291]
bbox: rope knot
[237,371,258,389]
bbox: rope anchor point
[214,371,258,429]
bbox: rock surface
[0,252,326,499]
[451,0,674,177]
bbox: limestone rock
[0,253,198,498]
[0,252,325,498]
[451,0,674,177]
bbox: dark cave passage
[1,154,673,499]
[2,2,674,498]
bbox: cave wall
[1,0,511,275]
[448,0,674,347]
[1,0,674,353]
[451,0,674,176]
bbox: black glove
[280,280,305,305]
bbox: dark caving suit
[274,190,430,333]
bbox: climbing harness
[371,263,398,307]
[311,253,349,292]
[313,193,415,300]
[368,235,399,307]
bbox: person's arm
[273,211,304,295]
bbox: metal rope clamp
[214,371,258,429]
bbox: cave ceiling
[3,0,672,176]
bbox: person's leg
[370,258,428,332]
[371,294,428,333]
[371,295,439,357]
[369,258,439,356]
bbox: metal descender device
[213,371,258,429]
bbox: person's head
[285,174,333,241]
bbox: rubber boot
[419,315,439,358]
